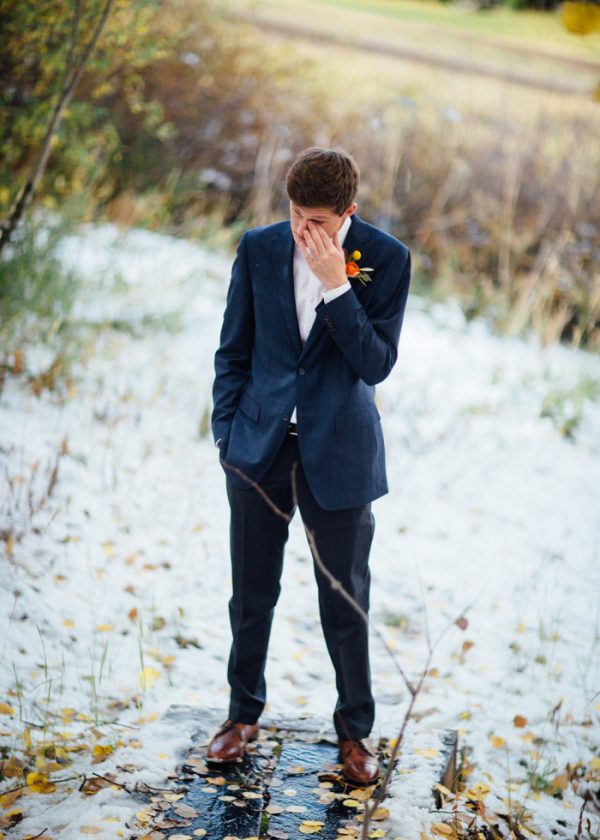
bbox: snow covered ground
[0,222,599,840]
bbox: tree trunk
[0,0,114,257]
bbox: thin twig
[0,776,80,797]
[221,460,292,523]
[220,454,471,839]
[224,457,416,695]
[575,788,591,840]
[91,772,130,790]
[27,829,50,840]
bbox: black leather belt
[288,422,298,436]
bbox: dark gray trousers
[224,431,376,740]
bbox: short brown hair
[286,147,360,216]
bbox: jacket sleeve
[211,233,254,449]
[314,246,411,386]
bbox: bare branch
[219,454,470,840]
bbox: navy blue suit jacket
[211,213,411,511]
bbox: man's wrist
[323,282,351,303]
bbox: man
[208,147,411,785]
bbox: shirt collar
[338,214,352,247]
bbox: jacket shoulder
[243,220,289,244]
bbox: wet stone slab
[128,706,458,839]
[172,753,265,838]
[262,739,384,840]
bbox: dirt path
[234,12,598,96]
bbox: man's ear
[344,202,358,219]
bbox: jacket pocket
[335,402,380,433]
[238,390,260,423]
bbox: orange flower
[346,261,360,277]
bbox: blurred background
[1,8,600,837]
[1,0,599,377]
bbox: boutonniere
[344,249,374,287]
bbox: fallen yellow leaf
[26,771,56,794]
[0,790,22,808]
[466,782,490,801]
[138,666,160,690]
[431,823,454,836]
[358,806,389,822]
[79,827,102,835]
[350,786,375,801]
[92,744,113,763]
[0,704,15,715]
[2,757,23,778]
[1,807,23,824]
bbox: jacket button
[298,368,306,376]
[282,415,289,422]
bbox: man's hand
[298,222,348,291]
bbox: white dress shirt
[290,215,352,423]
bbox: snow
[0,221,598,840]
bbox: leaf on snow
[26,771,56,794]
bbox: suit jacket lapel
[340,215,372,292]
[272,228,302,356]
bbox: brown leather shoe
[339,738,380,785]
[206,719,260,763]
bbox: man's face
[289,201,357,246]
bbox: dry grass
[93,0,600,350]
